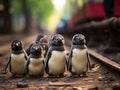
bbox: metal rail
[89,49,120,72]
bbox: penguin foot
[39,74,44,77]
[29,75,40,78]
[70,73,78,78]
[82,72,88,77]
[10,74,16,79]
[59,73,64,78]
[48,74,54,78]
[22,73,26,78]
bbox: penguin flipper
[87,51,91,71]
[24,56,30,74]
[44,44,48,56]
[45,47,52,74]
[26,42,34,56]
[23,49,28,60]
[68,47,73,72]
[40,59,45,76]
[5,55,11,71]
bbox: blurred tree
[0,0,12,34]
[27,0,54,32]
[22,0,31,33]
[11,0,54,34]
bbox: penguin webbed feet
[22,73,27,77]
[59,73,64,78]
[39,73,44,77]
[10,74,16,79]
[48,73,64,78]
[70,73,79,78]
[71,72,88,78]
[28,74,43,78]
[82,72,88,77]
[48,74,54,78]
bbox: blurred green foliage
[11,0,54,25]
[11,0,22,17]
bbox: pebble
[16,82,28,88]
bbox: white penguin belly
[29,58,44,75]
[49,51,66,75]
[11,53,26,75]
[72,49,88,74]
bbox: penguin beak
[57,37,62,42]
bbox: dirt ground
[0,34,120,90]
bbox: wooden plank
[89,49,120,71]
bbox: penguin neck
[51,45,65,51]
[73,44,87,49]
[30,54,42,58]
[12,50,23,54]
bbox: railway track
[0,34,120,90]
[89,49,120,73]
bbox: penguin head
[72,34,86,45]
[51,34,65,46]
[30,44,42,56]
[36,34,44,42]
[39,37,48,44]
[11,40,23,51]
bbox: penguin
[26,34,44,56]
[68,34,91,77]
[5,40,28,77]
[38,36,48,57]
[45,34,67,77]
[25,44,44,77]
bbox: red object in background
[67,0,120,31]
[85,2,106,19]
[68,16,75,29]
[114,0,120,16]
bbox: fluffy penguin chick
[45,34,66,77]
[25,44,44,77]
[68,34,90,77]
[5,40,27,77]
[26,34,44,56]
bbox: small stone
[17,82,28,88]
[98,77,103,81]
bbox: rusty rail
[89,49,120,73]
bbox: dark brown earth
[0,34,120,90]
